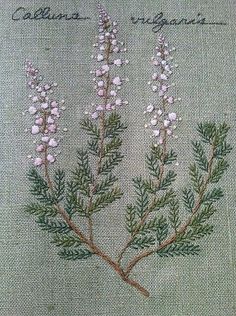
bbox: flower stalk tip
[88,4,129,118]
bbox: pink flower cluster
[89,4,129,119]
[25,60,66,167]
[144,34,181,144]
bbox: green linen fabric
[0,0,235,315]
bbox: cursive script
[131,12,227,32]
[12,7,90,21]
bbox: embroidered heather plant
[24,7,232,298]
[118,35,232,282]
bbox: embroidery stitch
[24,4,232,297]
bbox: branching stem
[124,145,216,276]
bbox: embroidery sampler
[23,5,232,297]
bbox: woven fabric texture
[0,0,235,315]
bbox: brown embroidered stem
[42,152,150,297]
[43,160,149,296]
[124,145,216,276]
[89,243,150,297]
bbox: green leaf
[177,224,214,242]
[168,199,181,232]
[53,169,65,203]
[157,243,200,257]
[163,149,177,165]
[191,204,217,226]
[125,205,138,236]
[104,112,127,138]
[131,235,156,249]
[99,152,123,175]
[142,179,159,194]
[138,217,159,234]
[88,138,99,156]
[36,216,71,234]
[58,248,93,260]
[202,188,223,204]
[27,169,53,204]
[209,159,229,183]
[65,181,87,218]
[89,187,123,213]
[25,203,57,217]
[192,141,209,172]
[133,177,149,217]
[213,122,230,147]
[214,141,232,159]
[156,215,169,244]
[52,234,82,247]
[197,122,231,148]
[197,122,216,144]
[72,150,93,197]
[104,137,122,156]
[151,144,163,161]
[159,170,177,190]
[189,163,204,194]
[81,118,99,139]
[182,188,195,212]
[94,173,118,195]
[146,153,160,178]
[151,189,176,212]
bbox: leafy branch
[124,122,232,276]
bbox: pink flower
[91,112,99,119]
[51,101,58,108]
[42,136,49,142]
[51,108,59,116]
[97,89,105,97]
[114,59,122,66]
[47,154,55,163]
[28,106,37,115]
[48,138,58,147]
[115,99,122,106]
[31,125,40,135]
[48,124,57,133]
[34,157,43,166]
[32,96,38,103]
[36,144,44,152]
[47,116,54,124]
[168,112,177,121]
[146,105,154,112]
[96,105,104,111]
[97,54,104,61]
[167,96,174,104]
[112,77,122,86]
[41,102,48,109]
[35,117,43,125]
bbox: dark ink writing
[131,12,227,32]
[12,7,90,21]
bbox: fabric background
[0,0,236,315]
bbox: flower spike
[145,34,180,144]
[89,4,128,118]
[25,60,65,166]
